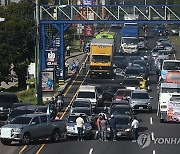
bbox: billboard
[42,71,55,92]
[80,0,94,5]
[45,49,58,67]
[84,24,94,37]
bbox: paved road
[0,26,180,154]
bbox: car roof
[14,105,47,111]
[111,104,131,108]
[72,107,91,110]
[116,89,132,92]
[132,89,148,93]
[73,99,91,103]
[20,113,48,118]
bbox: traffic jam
[0,22,180,154]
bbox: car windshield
[123,79,139,85]
[116,90,131,96]
[68,116,88,123]
[114,57,126,62]
[158,51,169,55]
[72,109,91,116]
[133,61,146,66]
[110,107,131,115]
[162,88,180,93]
[9,110,34,118]
[163,61,180,70]
[77,92,95,99]
[125,69,141,75]
[122,38,139,45]
[72,101,90,108]
[115,117,130,125]
[132,93,149,99]
[10,117,32,124]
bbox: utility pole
[35,0,42,105]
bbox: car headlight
[86,126,92,130]
[125,128,131,132]
[13,128,23,132]
[66,126,72,131]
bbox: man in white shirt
[131,116,139,142]
[76,114,84,141]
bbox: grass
[169,36,180,44]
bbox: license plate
[139,107,143,109]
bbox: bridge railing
[40,5,180,22]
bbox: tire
[160,119,164,123]
[51,129,61,143]
[1,139,12,145]
[21,133,31,145]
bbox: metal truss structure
[39,4,180,81]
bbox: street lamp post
[35,0,42,105]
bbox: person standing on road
[109,114,117,141]
[96,115,102,140]
[76,114,84,141]
[75,59,80,72]
[82,61,86,75]
[131,116,139,142]
[101,115,108,141]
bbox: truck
[120,37,139,54]
[158,82,180,122]
[89,38,115,78]
[121,26,139,37]
[0,113,67,145]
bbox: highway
[0,25,180,154]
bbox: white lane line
[150,117,153,124]
[151,132,155,141]
[89,148,93,154]
[153,150,156,154]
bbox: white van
[76,85,100,108]
[161,60,180,81]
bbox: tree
[0,1,35,88]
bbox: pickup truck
[0,113,66,145]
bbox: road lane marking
[89,148,93,154]
[153,150,156,154]
[36,58,89,154]
[151,132,155,141]
[150,117,153,124]
[60,69,89,120]
[18,145,27,154]
[19,55,89,154]
[63,55,88,97]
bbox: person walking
[131,116,139,142]
[101,115,108,141]
[76,114,84,141]
[96,115,102,140]
[109,114,117,141]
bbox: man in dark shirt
[109,114,117,141]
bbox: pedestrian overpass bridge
[38,4,180,82]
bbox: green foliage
[0,1,35,88]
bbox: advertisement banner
[80,0,94,5]
[84,24,94,37]
[42,71,54,92]
[45,49,58,67]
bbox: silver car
[130,90,153,112]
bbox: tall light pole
[35,0,42,105]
